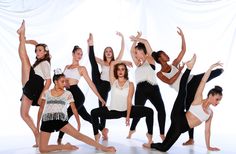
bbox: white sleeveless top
[41,90,74,122]
[64,67,81,80]
[161,65,193,91]
[189,104,212,122]
[108,80,129,111]
[135,61,158,85]
[100,65,110,82]
[34,61,51,79]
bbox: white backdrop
[0,0,235,143]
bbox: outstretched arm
[205,112,220,151]
[115,32,125,61]
[172,27,186,67]
[192,62,223,104]
[26,39,38,46]
[80,66,106,106]
[126,82,134,126]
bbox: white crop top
[161,65,193,91]
[108,80,129,111]
[189,104,212,122]
[34,61,51,80]
[100,65,110,82]
[135,61,158,85]
[64,67,81,80]
[41,90,74,122]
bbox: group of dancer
[17,20,223,153]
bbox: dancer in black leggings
[91,61,154,146]
[57,45,106,144]
[87,32,124,140]
[144,55,223,152]
[151,27,223,145]
[127,32,166,141]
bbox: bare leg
[126,130,136,139]
[39,131,78,153]
[17,20,31,86]
[20,95,39,147]
[60,123,116,152]
[101,128,109,140]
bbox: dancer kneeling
[144,54,223,152]
[91,61,154,146]
[37,69,116,153]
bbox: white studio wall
[0,0,235,146]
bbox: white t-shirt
[41,90,74,121]
[34,61,51,80]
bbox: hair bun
[54,68,63,75]
[214,85,223,92]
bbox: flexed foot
[182,139,194,146]
[186,54,196,70]
[126,130,136,139]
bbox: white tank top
[161,65,193,91]
[100,65,110,82]
[64,67,81,80]
[189,104,212,122]
[135,61,158,85]
[108,80,129,111]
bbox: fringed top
[41,90,74,122]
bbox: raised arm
[205,112,220,151]
[172,27,186,67]
[130,32,142,66]
[192,62,223,104]
[25,39,38,46]
[80,66,106,106]
[115,32,125,61]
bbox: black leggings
[58,85,103,139]
[130,82,166,135]
[151,69,192,152]
[89,46,111,128]
[185,68,223,139]
[91,106,153,135]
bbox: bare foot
[57,138,62,145]
[95,133,101,142]
[126,130,136,139]
[102,128,109,141]
[101,146,116,152]
[186,54,196,70]
[17,20,25,35]
[63,143,79,150]
[182,139,194,146]
[160,134,165,141]
[143,143,151,148]
[146,133,153,144]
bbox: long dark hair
[113,63,128,80]
[207,85,223,97]
[32,43,51,68]
[103,47,115,64]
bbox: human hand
[116,31,123,37]
[210,61,223,70]
[177,27,184,36]
[178,62,185,71]
[126,117,130,126]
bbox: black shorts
[22,67,44,106]
[40,120,68,133]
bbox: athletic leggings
[185,68,223,139]
[58,85,103,139]
[89,46,110,128]
[151,69,192,152]
[91,106,153,135]
[130,82,166,135]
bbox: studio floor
[0,119,235,154]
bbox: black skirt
[22,67,44,106]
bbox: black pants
[185,68,223,139]
[151,69,192,152]
[89,46,110,128]
[130,82,166,135]
[58,85,103,139]
[91,106,153,135]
